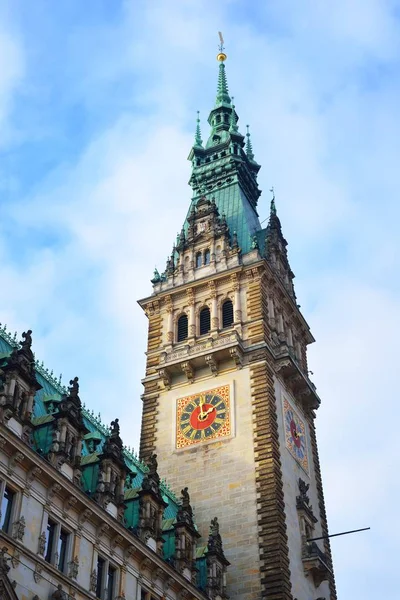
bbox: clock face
[283,397,309,473]
[176,385,231,449]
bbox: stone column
[187,289,195,337]
[231,274,241,323]
[209,281,218,331]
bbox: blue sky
[0,1,399,598]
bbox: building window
[58,528,69,572]
[204,249,210,265]
[195,252,202,268]
[199,307,211,335]
[96,556,105,598]
[45,519,57,563]
[107,565,117,600]
[177,314,188,342]
[1,486,15,533]
[44,518,70,572]
[222,300,234,328]
[96,555,117,600]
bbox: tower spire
[215,32,230,107]
[194,111,203,147]
[246,125,255,161]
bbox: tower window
[1,487,15,533]
[177,314,188,342]
[199,307,211,335]
[195,252,202,268]
[222,300,234,328]
[96,555,105,598]
[107,565,117,600]
[204,249,210,265]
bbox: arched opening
[204,249,210,265]
[222,299,234,328]
[177,314,188,342]
[199,307,211,335]
[195,252,202,268]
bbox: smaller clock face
[176,385,231,449]
[283,397,309,472]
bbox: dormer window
[177,314,188,342]
[195,252,202,268]
[204,249,210,265]
[199,307,211,335]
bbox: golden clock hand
[199,395,206,419]
[198,405,215,421]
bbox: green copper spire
[246,125,255,161]
[229,97,238,133]
[216,60,231,107]
[194,111,203,147]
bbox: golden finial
[217,31,227,62]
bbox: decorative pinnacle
[194,111,203,147]
[217,31,227,62]
[270,187,277,215]
[216,61,231,106]
[246,125,255,160]
[229,97,238,133]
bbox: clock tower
[139,50,337,600]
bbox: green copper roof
[182,59,266,256]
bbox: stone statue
[181,487,190,509]
[148,453,158,476]
[110,418,120,436]
[68,376,79,398]
[21,330,32,349]
[52,583,67,599]
[0,547,10,574]
[210,517,219,537]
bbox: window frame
[43,515,72,573]
[199,306,211,336]
[177,314,189,342]
[221,299,234,329]
[0,482,16,534]
[96,553,118,600]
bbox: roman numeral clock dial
[176,385,232,449]
[283,396,309,473]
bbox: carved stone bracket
[110,534,124,555]
[159,369,171,390]
[33,562,42,583]
[95,522,109,545]
[8,451,25,475]
[62,495,77,518]
[68,555,79,579]
[26,466,42,495]
[181,362,194,383]
[229,347,243,368]
[12,516,25,541]
[11,549,20,569]
[205,354,218,376]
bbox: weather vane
[217,31,227,62]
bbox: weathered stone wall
[274,378,331,600]
[154,367,262,600]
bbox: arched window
[177,314,188,342]
[204,249,210,265]
[199,307,211,335]
[222,299,234,328]
[196,252,202,268]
